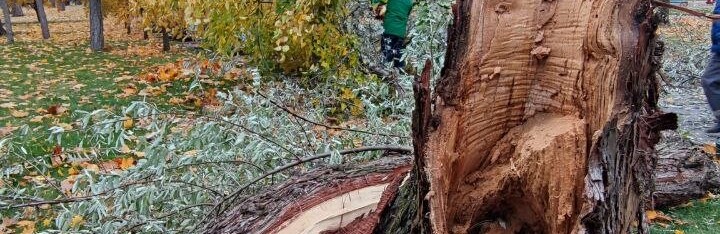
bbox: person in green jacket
[372,0,413,69]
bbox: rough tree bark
[0,0,14,43]
[653,133,720,208]
[206,0,677,233]
[416,0,672,233]
[89,0,103,52]
[32,0,49,39]
[162,28,170,52]
[57,0,65,11]
[10,3,22,17]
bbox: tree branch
[256,92,410,139]
[652,0,720,20]
[214,145,413,214]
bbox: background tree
[57,0,65,11]
[10,1,22,16]
[89,0,103,51]
[32,0,49,39]
[0,0,14,43]
[132,0,185,52]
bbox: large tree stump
[205,0,678,233]
[419,0,671,233]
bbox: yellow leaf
[70,215,84,228]
[68,167,79,176]
[674,230,685,234]
[42,218,52,227]
[119,157,135,170]
[646,210,658,220]
[123,118,134,129]
[16,220,35,234]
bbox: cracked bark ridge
[423,0,668,233]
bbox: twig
[169,180,222,197]
[3,176,155,209]
[201,115,303,161]
[168,160,266,173]
[256,92,410,139]
[213,145,413,214]
[652,0,720,20]
[123,203,214,233]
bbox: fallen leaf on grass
[60,176,77,195]
[56,123,74,131]
[117,157,135,170]
[123,117,134,129]
[16,220,35,234]
[47,105,68,116]
[114,75,134,82]
[1,218,17,232]
[42,218,52,227]
[674,230,684,234]
[0,126,18,137]
[71,83,87,91]
[646,210,673,223]
[70,215,84,228]
[118,85,138,98]
[68,167,79,175]
[29,115,44,123]
[51,145,64,167]
[10,110,29,118]
[168,97,184,105]
[0,102,16,109]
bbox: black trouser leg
[381,34,405,68]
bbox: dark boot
[710,111,720,134]
[707,123,720,134]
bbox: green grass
[652,199,720,233]
[0,41,192,154]
[0,41,219,231]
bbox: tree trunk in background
[10,3,23,17]
[205,0,675,233]
[89,0,103,51]
[33,0,49,39]
[0,0,14,43]
[125,21,131,35]
[57,0,65,11]
[162,28,170,52]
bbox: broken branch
[256,92,410,139]
[214,145,413,214]
[652,0,720,20]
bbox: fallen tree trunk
[654,132,720,208]
[204,156,412,233]
[207,0,679,233]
